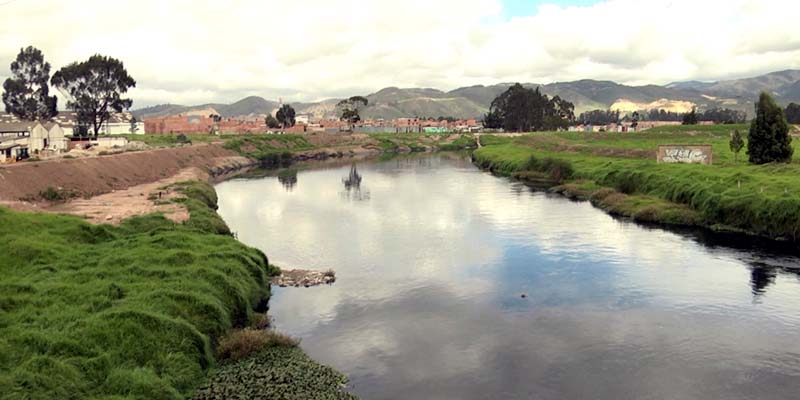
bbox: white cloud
[0,0,798,107]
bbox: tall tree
[2,46,58,121]
[748,92,792,164]
[337,96,368,130]
[51,55,136,137]
[631,111,640,128]
[682,108,698,125]
[275,104,296,129]
[729,129,744,163]
[785,103,800,124]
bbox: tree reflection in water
[277,169,298,191]
[342,163,369,201]
[748,261,800,296]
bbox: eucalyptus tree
[51,55,136,137]
[276,104,296,129]
[2,46,58,121]
[337,96,368,130]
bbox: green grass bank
[0,181,353,399]
[473,125,800,241]
[124,132,477,166]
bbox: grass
[0,182,290,399]
[474,125,800,240]
[122,133,220,147]
[222,135,311,166]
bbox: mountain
[133,70,800,120]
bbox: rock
[105,215,113,221]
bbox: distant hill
[133,69,800,120]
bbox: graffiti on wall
[657,145,713,165]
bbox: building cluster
[568,120,693,133]
[142,114,483,135]
[0,112,142,163]
[144,115,266,135]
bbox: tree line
[2,46,135,137]
[577,107,746,126]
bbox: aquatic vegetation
[194,346,357,400]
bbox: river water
[216,153,800,400]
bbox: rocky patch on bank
[272,268,336,288]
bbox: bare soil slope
[0,144,249,201]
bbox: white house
[29,123,69,153]
[50,111,146,136]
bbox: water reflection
[341,163,369,201]
[216,154,800,400]
[277,169,298,191]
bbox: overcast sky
[1,0,799,108]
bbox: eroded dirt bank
[0,144,254,223]
[0,144,251,201]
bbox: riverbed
[216,153,800,400]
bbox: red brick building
[144,115,268,135]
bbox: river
[216,153,800,400]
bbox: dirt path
[44,167,208,225]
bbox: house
[0,122,32,163]
[51,111,144,136]
[0,119,71,162]
[30,123,69,153]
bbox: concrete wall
[657,145,713,165]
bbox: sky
[1,0,799,108]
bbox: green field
[474,125,800,240]
[0,182,352,399]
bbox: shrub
[216,329,299,363]
[539,158,573,183]
[39,186,76,202]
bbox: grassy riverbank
[0,181,353,399]
[125,132,477,164]
[474,125,800,241]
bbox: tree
[482,109,503,129]
[265,114,281,129]
[275,104,296,129]
[546,95,575,130]
[51,55,136,137]
[729,129,744,163]
[337,96,368,130]
[748,92,792,164]
[682,107,698,125]
[2,46,58,121]
[129,116,139,134]
[487,83,574,132]
[785,103,800,124]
